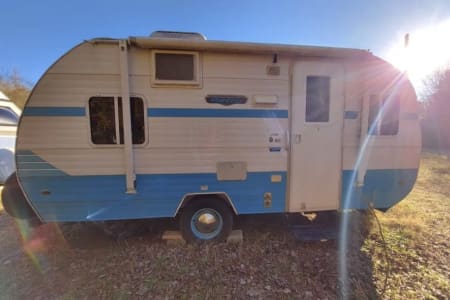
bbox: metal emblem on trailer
[205,95,247,106]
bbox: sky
[1,0,450,96]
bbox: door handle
[295,134,301,144]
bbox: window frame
[367,93,400,137]
[151,50,201,87]
[304,75,331,124]
[87,95,148,148]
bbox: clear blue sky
[1,0,449,85]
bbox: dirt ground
[0,212,376,299]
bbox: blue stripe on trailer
[341,168,418,210]
[344,111,359,119]
[18,172,287,222]
[148,108,289,118]
[23,107,86,117]
[16,150,67,176]
[16,152,418,220]
[21,107,288,118]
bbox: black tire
[179,198,233,243]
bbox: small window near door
[305,76,330,122]
[368,94,400,136]
[89,97,145,145]
[368,95,380,135]
[380,95,400,135]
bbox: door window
[305,76,330,122]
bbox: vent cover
[150,31,206,41]
[266,65,280,76]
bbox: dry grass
[0,153,448,299]
[363,153,450,299]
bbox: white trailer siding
[339,60,420,210]
[342,63,419,166]
[16,41,291,221]
[18,44,289,177]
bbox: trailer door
[289,61,344,211]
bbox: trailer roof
[89,37,373,59]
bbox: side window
[89,97,145,145]
[368,95,380,135]
[152,50,200,85]
[368,94,400,136]
[305,76,330,122]
[89,97,116,144]
[0,107,19,126]
[129,98,146,144]
[380,96,400,135]
[117,97,145,145]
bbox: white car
[0,91,21,184]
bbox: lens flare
[338,72,406,298]
[385,19,450,98]
[13,220,70,273]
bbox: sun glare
[386,19,450,98]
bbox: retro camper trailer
[0,91,21,184]
[2,31,421,241]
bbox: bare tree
[421,69,450,149]
[0,70,32,109]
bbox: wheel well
[2,172,41,221]
[175,193,237,217]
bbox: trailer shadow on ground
[0,211,379,299]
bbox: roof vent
[150,31,207,41]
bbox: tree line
[421,69,450,150]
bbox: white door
[289,61,344,212]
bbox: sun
[385,19,450,99]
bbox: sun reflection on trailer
[338,72,407,298]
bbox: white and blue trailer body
[0,91,21,184]
[2,32,421,241]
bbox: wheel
[179,198,233,242]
